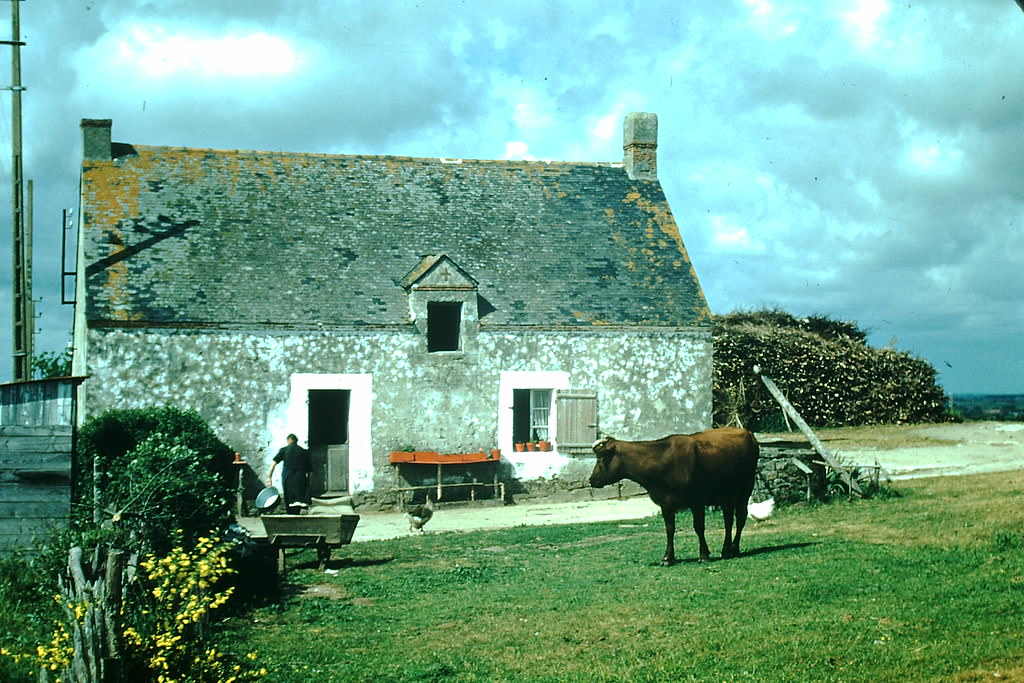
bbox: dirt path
[348,422,1024,543]
[351,496,660,542]
[829,422,1024,479]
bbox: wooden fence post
[54,546,130,682]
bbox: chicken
[747,497,775,521]
[407,494,434,533]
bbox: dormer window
[401,254,481,357]
[427,301,462,352]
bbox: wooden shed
[0,377,85,551]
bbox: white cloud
[742,0,801,38]
[840,0,891,47]
[8,1,1021,393]
[504,141,536,160]
[513,100,553,131]
[905,142,964,175]
[899,121,965,175]
[487,19,512,51]
[109,24,301,79]
[708,215,765,252]
[590,95,647,143]
[591,108,622,141]
[744,0,774,18]
[449,21,474,56]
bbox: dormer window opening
[427,301,462,352]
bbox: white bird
[747,498,775,521]
[407,494,434,533]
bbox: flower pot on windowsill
[538,440,551,452]
[489,448,501,460]
[526,442,537,452]
[515,443,526,452]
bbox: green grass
[211,470,1024,682]
[3,469,1020,681]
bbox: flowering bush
[2,537,266,682]
[0,609,73,679]
[122,535,267,682]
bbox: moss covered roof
[80,143,710,329]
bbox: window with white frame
[498,371,571,456]
[513,388,552,443]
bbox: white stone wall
[83,325,711,491]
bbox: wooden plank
[790,457,814,474]
[0,500,70,518]
[0,378,77,427]
[0,518,69,545]
[0,424,71,438]
[754,366,862,496]
[0,518,67,535]
[0,438,73,454]
[0,454,72,470]
[0,470,71,486]
[0,481,71,501]
[0,515,70,533]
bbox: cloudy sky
[1,0,1021,394]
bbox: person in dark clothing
[267,433,312,514]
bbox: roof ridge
[126,143,624,168]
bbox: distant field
[952,394,1024,422]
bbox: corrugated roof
[80,144,710,328]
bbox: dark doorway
[307,389,350,495]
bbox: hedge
[713,310,950,430]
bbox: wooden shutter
[555,390,598,454]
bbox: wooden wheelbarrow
[260,514,360,572]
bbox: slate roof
[80,143,711,329]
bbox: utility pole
[5,0,30,381]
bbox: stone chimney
[81,119,112,161]
[623,112,658,181]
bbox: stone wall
[752,445,826,504]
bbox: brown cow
[589,427,759,566]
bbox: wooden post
[7,0,32,381]
[754,365,862,496]
[58,546,129,682]
[102,550,125,681]
[791,457,814,501]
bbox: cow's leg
[691,505,711,563]
[721,504,736,558]
[730,498,749,558]
[661,506,677,566]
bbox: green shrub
[101,436,233,550]
[75,406,235,552]
[713,309,951,429]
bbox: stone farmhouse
[73,113,712,497]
